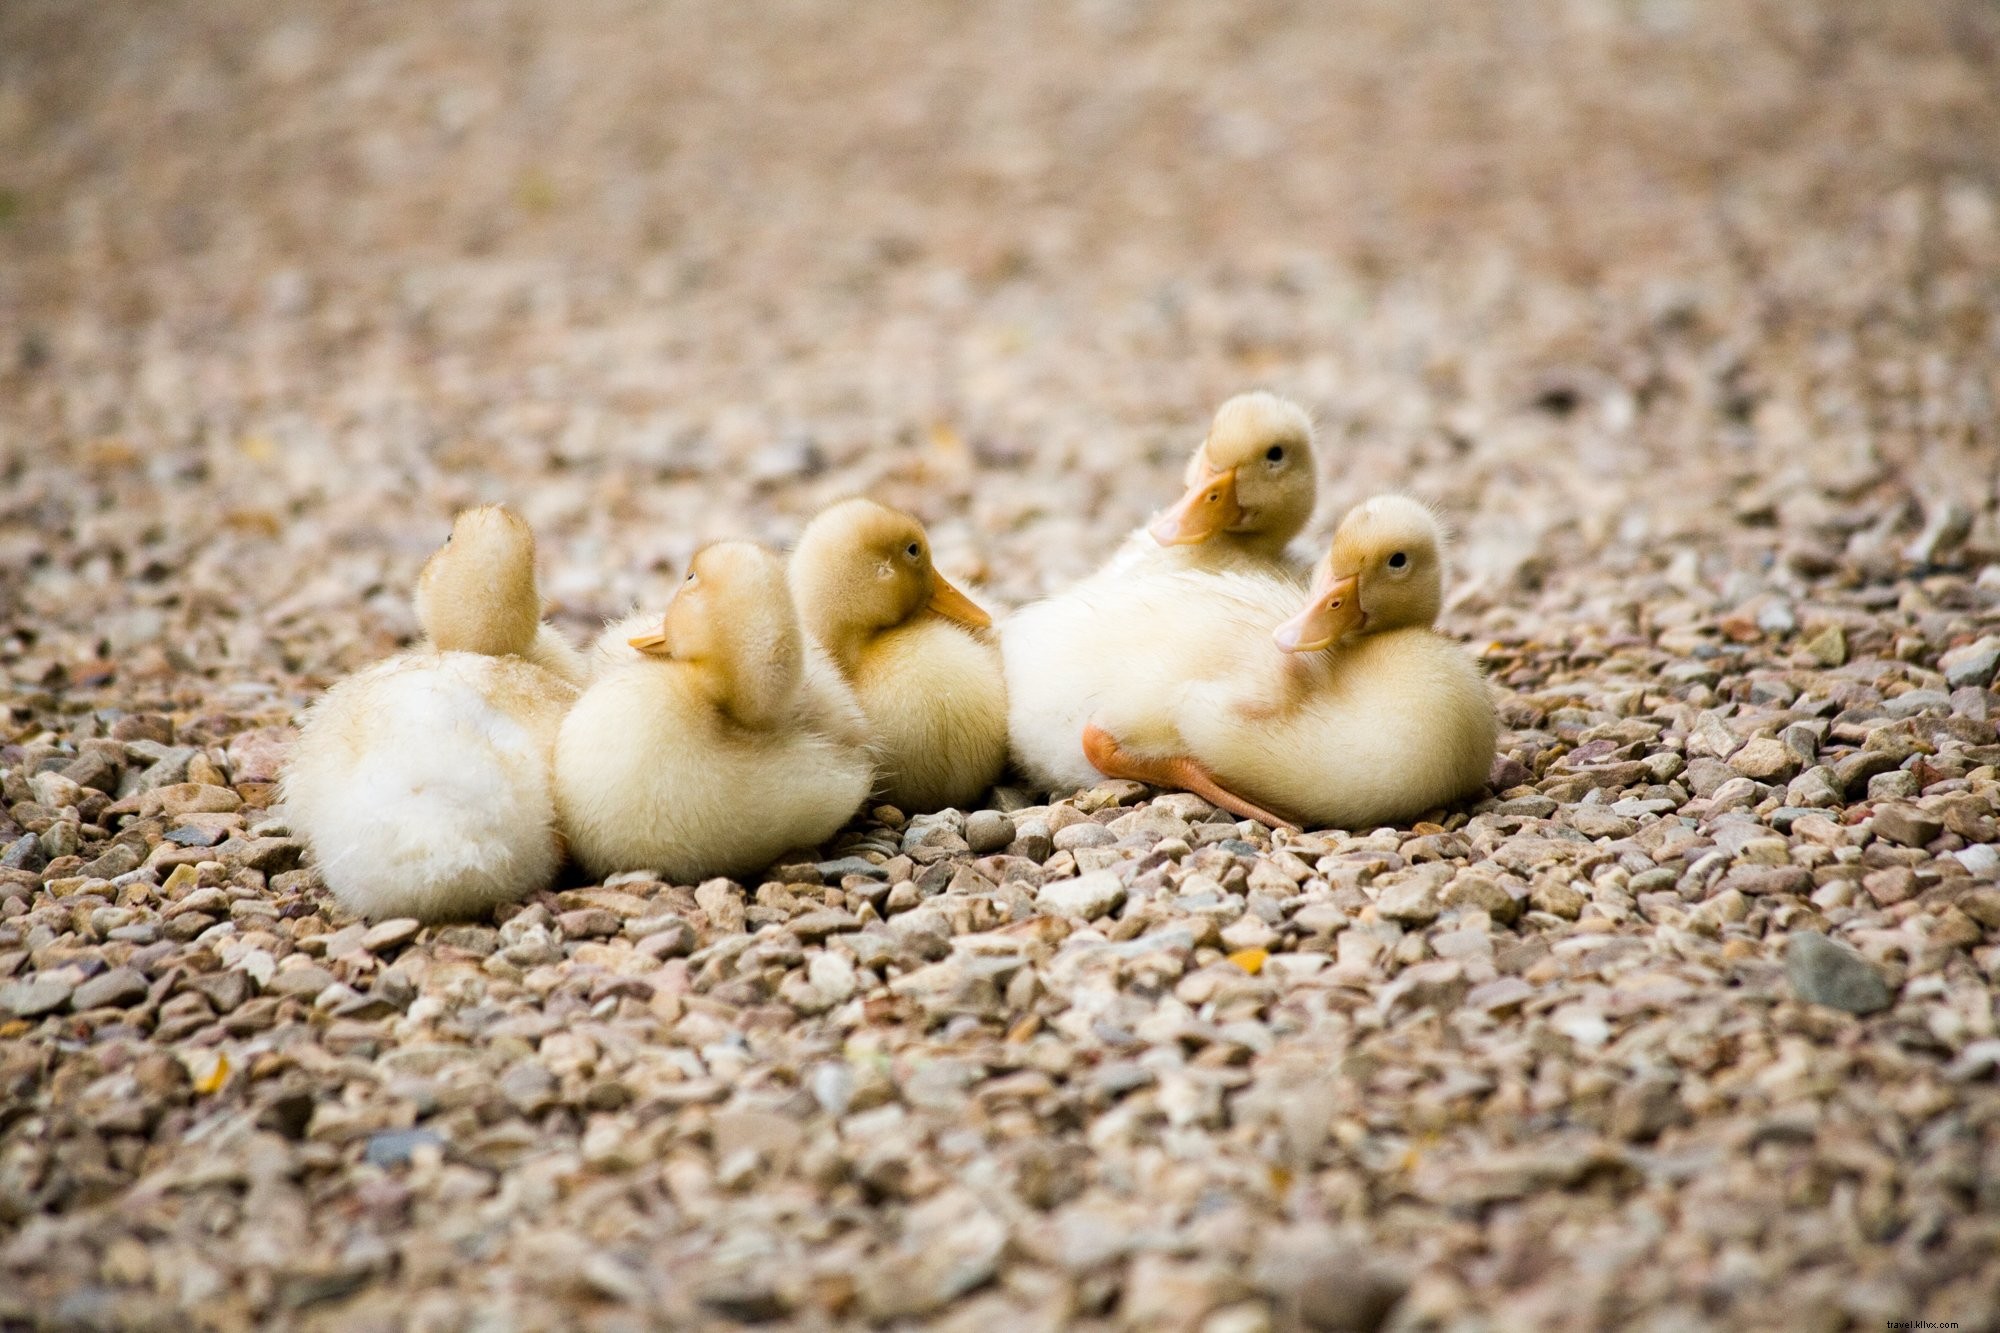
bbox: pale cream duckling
[789,498,1007,813]
[1107,389,1319,575]
[1086,496,1497,830]
[414,505,590,687]
[283,506,583,921]
[554,541,875,882]
[1004,391,1317,794]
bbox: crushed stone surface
[3,1,2000,1328]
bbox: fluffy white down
[283,654,574,921]
[1000,566,1300,792]
[554,662,873,882]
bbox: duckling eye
[1265,445,1284,463]
[905,542,921,559]
[1387,551,1408,569]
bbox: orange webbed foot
[1081,723,1301,832]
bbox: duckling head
[629,540,803,728]
[788,497,991,666]
[1273,495,1446,652]
[1149,391,1316,553]
[415,504,542,657]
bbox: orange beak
[927,572,993,630]
[1273,568,1363,653]
[1149,462,1244,546]
[628,604,673,656]
[627,625,671,655]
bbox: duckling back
[554,660,873,882]
[283,653,578,921]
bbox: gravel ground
[5,2,2000,1329]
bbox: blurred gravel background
[4,2,2000,1329]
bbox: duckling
[413,504,589,686]
[789,498,1007,813]
[1107,390,1319,575]
[554,541,875,881]
[1003,391,1316,795]
[283,506,582,922]
[1085,496,1498,830]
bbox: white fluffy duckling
[788,497,1007,813]
[554,541,875,882]
[284,506,582,921]
[1087,496,1498,830]
[1004,391,1317,795]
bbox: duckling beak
[927,573,993,630]
[627,626,673,656]
[1149,463,1244,546]
[1273,571,1363,653]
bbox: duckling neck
[1230,530,1290,562]
[706,630,806,730]
[803,613,894,682]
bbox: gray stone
[816,855,886,881]
[1834,750,1899,797]
[1785,766,1843,808]
[1941,635,2000,690]
[361,918,422,953]
[1,833,45,872]
[964,809,1015,855]
[1872,804,1943,848]
[499,1060,559,1114]
[1037,871,1126,920]
[70,967,148,1011]
[1785,932,1891,1015]
[789,908,860,943]
[364,1127,446,1169]
[1375,876,1442,925]
[1881,689,1950,719]
[1052,821,1116,851]
[1,974,75,1018]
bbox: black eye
[1388,551,1408,569]
[1266,445,1284,462]
[906,542,921,558]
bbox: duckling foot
[1080,723,1301,833]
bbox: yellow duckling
[1004,391,1317,795]
[1085,496,1498,830]
[1107,389,1319,575]
[554,541,875,882]
[414,505,590,687]
[788,498,1007,813]
[284,505,582,921]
